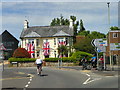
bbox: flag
[43,42,50,56]
[58,40,66,46]
[27,41,35,58]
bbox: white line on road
[83,73,101,85]
[25,85,29,88]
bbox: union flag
[58,40,66,46]
[27,41,35,58]
[43,42,50,56]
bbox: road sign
[91,38,107,52]
[93,38,107,47]
[110,43,120,51]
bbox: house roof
[24,31,41,38]
[20,25,74,38]
[0,30,19,42]
[53,30,71,36]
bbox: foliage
[13,48,31,58]
[50,15,69,26]
[44,57,76,62]
[77,31,90,36]
[57,45,68,57]
[44,51,93,63]
[71,51,93,61]
[75,31,106,53]
[79,19,85,33]
[110,26,120,30]
[8,58,36,62]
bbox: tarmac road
[1,66,119,89]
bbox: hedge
[44,57,76,62]
[71,51,93,61]
[8,58,36,62]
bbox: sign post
[91,38,107,70]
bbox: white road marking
[83,73,101,85]
[28,81,31,84]
[25,85,29,88]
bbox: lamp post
[107,2,112,70]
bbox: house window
[36,39,39,46]
[54,51,56,58]
[113,33,118,38]
[54,38,56,45]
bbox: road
[1,66,119,89]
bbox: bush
[71,51,93,61]
[13,48,31,58]
[8,58,36,62]
[44,57,76,62]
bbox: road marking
[25,85,29,88]
[24,74,34,88]
[83,73,101,85]
[83,78,101,84]
[28,81,31,84]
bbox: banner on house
[27,41,35,58]
[43,41,50,56]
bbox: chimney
[69,18,73,28]
[24,20,29,30]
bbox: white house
[20,19,74,59]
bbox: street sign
[91,38,107,52]
[110,43,120,51]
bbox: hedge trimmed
[44,57,76,62]
[8,58,36,62]
[71,51,93,61]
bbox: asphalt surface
[1,65,119,89]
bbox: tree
[57,45,68,57]
[13,48,31,58]
[50,15,69,26]
[79,19,85,33]
[74,31,106,54]
[78,30,90,36]
[110,26,120,30]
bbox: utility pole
[107,2,112,70]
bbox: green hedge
[71,51,93,61]
[8,58,36,62]
[44,57,76,62]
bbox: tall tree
[79,19,85,33]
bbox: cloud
[1,0,119,2]
[1,2,118,40]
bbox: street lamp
[107,2,112,70]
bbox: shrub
[71,51,93,61]
[8,58,36,62]
[13,48,31,58]
[44,57,76,62]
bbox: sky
[1,0,119,42]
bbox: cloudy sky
[1,0,119,41]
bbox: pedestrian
[98,56,104,70]
[35,56,43,75]
[81,56,88,70]
[91,55,97,69]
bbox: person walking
[35,56,43,75]
[81,56,88,70]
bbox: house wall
[106,31,120,56]
[21,36,73,59]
